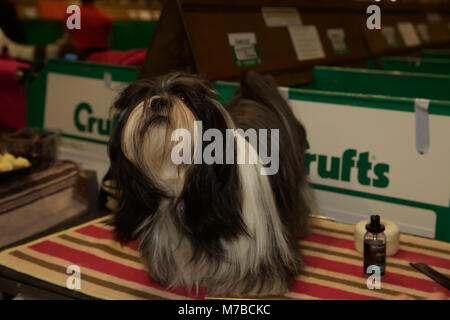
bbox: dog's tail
[232,71,300,141]
[230,70,303,147]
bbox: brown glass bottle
[363,215,386,277]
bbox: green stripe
[308,66,450,113]
[46,59,138,82]
[310,183,445,211]
[20,20,157,50]
[318,64,450,79]
[213,81,450,116]
[288,88,414,113]
[422,50,450,60]
[312,182,450,242]
[289,89,450,116]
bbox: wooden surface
[0,170,106,299]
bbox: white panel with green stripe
[213,81,450,242]
[27,60,449,242]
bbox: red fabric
[74,224,450,298]
[75,225,139,250]
[0,60,29,129]
[0,52,12,60]
[302,255,450,296]
[304,233,450,269]
[87,49,147,66]
[118,49,147,66]
[0,91,27,129]
[67,4,112,50]
[30,240,207,298]
[15,220,450,300]
[0,60,29,87]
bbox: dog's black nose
[150,97,168,113]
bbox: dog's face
[109,73,244,246]
[116,73,230,197]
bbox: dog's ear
[176,98,247,258]
[107,79,166,244]
[108,119,166,244]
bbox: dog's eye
[177,93,188,103]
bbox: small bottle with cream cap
[363,215,386,277]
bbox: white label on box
[261,7,302,27]
[288,25,325,61]
[327,28,348,54]
[228,33,257,52]
[397,22,421,47]
[381,26,399,48]
[227,33,262,67]
[44,73,126,157]
[289,100,450,207]
[416,24,431,43]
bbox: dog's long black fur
[107,71,311,296]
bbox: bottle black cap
[365,215,385,233]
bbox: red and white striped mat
[0,216,448,299]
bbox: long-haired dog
[108,71,311,297]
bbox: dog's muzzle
[150,97,168,113]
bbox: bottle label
[364,239,386,276]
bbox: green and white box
[27,60,449,241]
[27,59,138,183]
[228,32,262,68]
[214,81,450,242]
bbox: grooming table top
[0,216,448,300]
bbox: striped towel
[0,161,89,248]
[0,216,448,300]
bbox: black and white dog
[108,71,311,297]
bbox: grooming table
[0,216,448,300]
